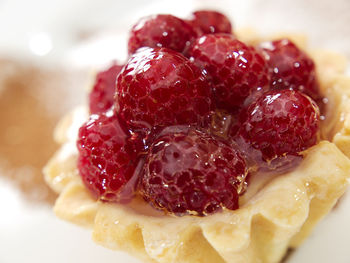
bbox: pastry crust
[44,33,350,263]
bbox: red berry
[128,14,197,55]
[237,89,320,164]
[189,34,269,113]
[116,47,213,129]
[188,10,232,36]
[140,126,248,216]
[260,39,321,102]
[89,63,124,114]
[77,111,145,202]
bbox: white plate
[0,0,349,262]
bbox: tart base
[44,33,350,263]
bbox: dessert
[44,10,350,263]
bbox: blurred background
[0,0,349,262]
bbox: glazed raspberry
[77,111,145,202]
[116,47,213,129]
[189,34,269,113]
[128,14,197,55]
[140,126,248,216]
[188,10,232,36]
[89,63,123,114]
[260,39,321,102]
[237,89,320,164]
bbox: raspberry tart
[44,10,350,263]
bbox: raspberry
[188,10,232,36]
[189,34,269,113]
[89,63,123,114]
[237,89,320,166]
[128,14,197,55]
[260,39,321,102]
[140,126,248,216]
[116,47,213,129]
[77,111,145,202]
